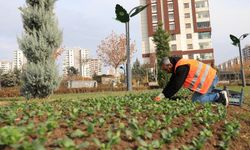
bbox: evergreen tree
[18,0,62,99]
[0,70,21,88]
[67,66,79,77]
[153,22,170,88]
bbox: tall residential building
[63,48,90,77]
[88,59,102,76]
[63,48,102,78]
[140,0,214,68]
[13,50,27,70]
[79,48,90,77]
[0,61,13,74]
[243,45,250,61]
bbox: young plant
[219,120,240,150]
[0,126,24,145]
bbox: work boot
[217,91,229,107]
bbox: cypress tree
[18,0,62,99]
[153,22,170,88]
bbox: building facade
[243,45,250,61]
[140,0,214,67]
[217,56,240,71]
[63,48,90,77]
[63,48,102,78]
[0,61,13,74]
[88,59,102,76]
[0,50,26,74]
[13,50,27,70]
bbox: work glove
[153,93,165,102]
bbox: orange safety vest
[174,58,216,94]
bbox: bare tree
[244,60,250,79]
[97,31,136,73]
[227,60,250,80]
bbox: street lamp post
[120,65,126,86]
[125,21,131,91]
[230,33,250,87]
[115,4,148,91]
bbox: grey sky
[0,0,250,65]
[210,0,250,64]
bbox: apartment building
[140,0,214,67]
[63,48,102,77]
[88,59,102,76]
[13,50,27,70]
[217,57,240,71]
[63,48,89,77]
[0,61,13,74]
[243,45,250,61]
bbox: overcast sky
[0,0,250,67]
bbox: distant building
[0,61,13,74]
[217,56,240,71]
[0,50,26,73]
[88,59,102,76]
[140,0,214,68]
[63,48,102,78]
[243,45,250,61]
[63,48,89,77]
[13,50,26,70]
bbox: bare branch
[97,31,136,70]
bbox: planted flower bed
[0,91,244,149]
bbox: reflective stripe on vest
[174,58,216,94]
[197,64,210,92]
[188,62,203,89]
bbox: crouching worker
[153,56,229,106]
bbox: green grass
[0,90,159,103]
[0,86,249,105]
[221,86,250,96]
[220,86,250,106]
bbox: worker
[153,56,229,106]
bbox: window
[187,44,193,49]
[197,21,210,29]
[185,23,191,28]
[171,34,176,41]
[195,1,206,8]
[151,0,157,3]
[169,22,175,30]
[198,32,211,39]
[200,53,213,60]
[152,14,158,23]
[196,11,209,18]
[184,3,189,8]
[199,42,210,49]
[171,44,177,50]
[168,3,174,10]
[153,24,158,32]
[151,5,157,12]
[188,54,194,59]
[186,34,192,39]
[185,13,190,18]
[168,12,174,20]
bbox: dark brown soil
[1,101,250,149]
[45,105,250,149]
